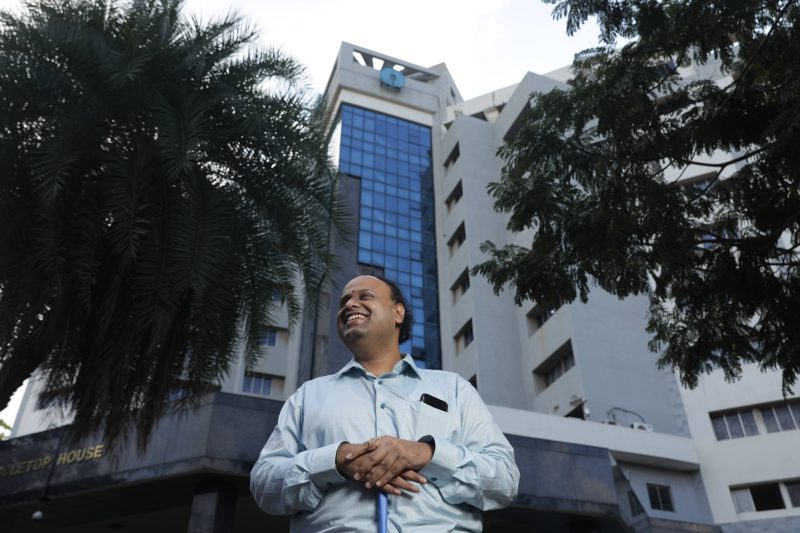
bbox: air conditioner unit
[630,422,653,432]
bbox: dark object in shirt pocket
[419,393,448,412]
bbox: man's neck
[353,347,403,376]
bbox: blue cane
[377,491,388,533]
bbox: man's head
[336,275,413,353]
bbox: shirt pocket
[410,400,453,441]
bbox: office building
[2,42,798,533]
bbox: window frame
[647,483,675,512]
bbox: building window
[535,341,575,389]
[647,484,674,512]
[447,222,466,256]
[710,409,759,440]
[732,483,786,513]
[259,328,278,347]
[243,371,276,397]
[340,103,440,367]
[451,268,470,302]
[762,402,799,433]
[526,300,562,333]
[454,319,474,353]
[628,490,645,516]
[787,481,800,507]
[443,142,460,169]
[710,399,800,440]
[445,180,463,211]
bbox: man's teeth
[347,314,367,322]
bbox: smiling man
[250,275,519,532]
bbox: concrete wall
[434,112,527,408]
[680,365,800,525]
[621,463,714,525]
[571,290,688,436]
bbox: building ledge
[490,405,700,471]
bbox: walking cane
[378,491,388,533]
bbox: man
[250,275,519,532]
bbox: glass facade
[338,104,440,368]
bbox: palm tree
[0,0,347,450]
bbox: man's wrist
[335,441,350,477]
[418,435,435,452]
[417,436,435,468]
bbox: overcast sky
[0,0,601,428]
[182,0,600,98]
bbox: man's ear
[394,302,405,326]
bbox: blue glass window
[338,104,440,367]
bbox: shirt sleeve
[249,385,348,515]
[417,377,520,511]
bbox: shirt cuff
[308,441,348,489]
[417,436,459,487]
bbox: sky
[0,0,602,431]
[0,0,602,99]
[181,0,600,99]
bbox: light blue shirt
[250,354,519,532]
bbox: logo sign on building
[380,67,405,91]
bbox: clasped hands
[335,436,434,496]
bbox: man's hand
[335,439,432,496]
[351,436,433,492]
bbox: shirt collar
[335,353,421,379]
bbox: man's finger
[365,453,398,488]
[374,461,404,489]
[353,447,387,481]
[344,442,370,461]
[400,469,427,484]
[366,435,384,451]
[388,475,420,494]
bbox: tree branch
[676,145,771,169]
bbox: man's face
[337,276,404,346]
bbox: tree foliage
[475,0,800,392]
[0,0,347,449]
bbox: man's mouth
[345,313,368,324]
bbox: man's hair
[374,275,413,344]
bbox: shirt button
[377,380,383,385]
[431,477,437,482]
[380,402,386,409]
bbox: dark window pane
[725,413,745,438]
[658,486,674,511]
[647,484,674,512]
[762,408,780,433]
[791,402,800,426]
[787,481,800,507]
[775,404,797,431]
[647,485,659,508]
[740,411,759,436]
[750,483,785,511]
[711,415,729,440]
